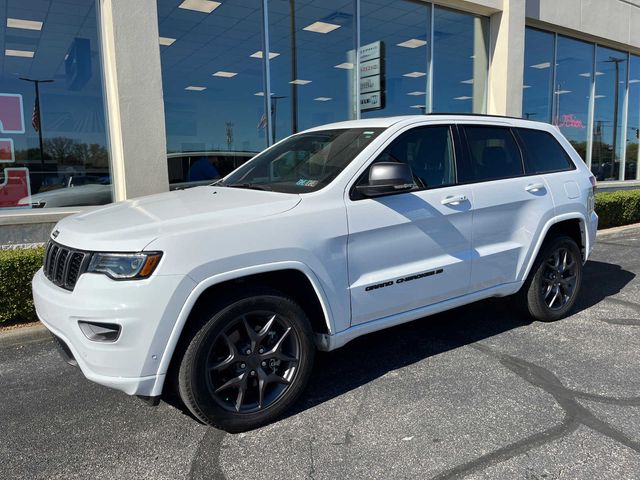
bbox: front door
[346,125,474,326]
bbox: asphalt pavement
[1,226,639,479]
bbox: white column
[99,0,169,201]
[487,0,526,117]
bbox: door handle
[525,182,545,193]
[441,194,468,206]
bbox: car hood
[52,186,301,252]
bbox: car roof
[304,114,555,132]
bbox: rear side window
[516,128,575,174]
[461,126,524,182]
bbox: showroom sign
[359,41,385,112]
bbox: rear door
[459,124,556,292]
[346,124,474,325]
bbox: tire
[518,235,583,322]
[178,288,315,432]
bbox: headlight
[87,252,162,280]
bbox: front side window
[461,126,523,182]
[222,128,383,193]
[374,126,456,189]
[516,128,574,174]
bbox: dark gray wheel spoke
[234,375,248,412]
[215,372,246,393]
[241,316,260,348]
[257,315,276,339]
[209,354,235,372]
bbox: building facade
[1,0,639,244]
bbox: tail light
[589,175,597,195]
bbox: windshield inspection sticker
[296,179,319,187]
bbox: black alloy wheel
[178,289,315,432]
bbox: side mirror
[356,162,416,197]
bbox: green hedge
[595,189,640,229]
[0,247,44,323]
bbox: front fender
[148,261,335,396]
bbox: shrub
[595,189,640,229]
[0,247,44,323]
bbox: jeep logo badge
[52,230,59,239]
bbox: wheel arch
[520,213,588,283]
[153,262,334,395]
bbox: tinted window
[516,129,574,174]
[462,127,523,182]
[375,126,455,189]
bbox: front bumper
[33,268,196,396]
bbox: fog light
[78,321,121,342]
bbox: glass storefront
[157,0,267,185]
[523,27,640,182]
[554,36,593,162]
[0,0,111,210]
[522,28,554,123]
[157,0,490,171]
[626,55,640,180]
[431,7,488,114]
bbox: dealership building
[1,0,640,244]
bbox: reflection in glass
[591,47,628,181]
[157,0,265,180]
[360,0,432,117]
[267,0,356,140]
[522,28,554,123]
[553,36,593,161]
[0,0,110,209]
[625,55,640,180]
[432,6,489,114]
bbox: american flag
[32,95,40,133]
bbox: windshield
[220,128,383,193]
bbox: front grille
[43,241,89,291]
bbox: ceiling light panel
[185,86,207,91]
[303,21,341,34]
[289,79,311,85]
[213,71,237,78]
[397,39,427,49]
[7,18,43,31]
[5,49,34,58]
[403,72,426,78]
[250,51,280,59]
[334,62,354,70]
[314,97,332,101]
[178,0,221,14]
[159,37,176,46]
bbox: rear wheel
[178,289,315,432]
[519,235,583,322]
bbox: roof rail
[424,112,532,122]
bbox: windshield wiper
[223,182,273,191]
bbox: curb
[0,323,50,348]
[597,223,640,236]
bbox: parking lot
[1,225,639,480]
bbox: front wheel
[178,290,315,432]
[519,235,583,322]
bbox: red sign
[0,93,30,208]
[555,114,585,129]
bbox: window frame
[512,127,577,175]
[349,124,460,201]
[456,124,528,184]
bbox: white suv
[32,115,598,432]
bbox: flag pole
[19,77,54,167]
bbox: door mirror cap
[356,162,416,197]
